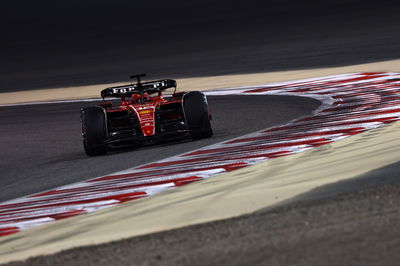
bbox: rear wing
[101,78,177,99]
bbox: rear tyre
[81,107,108,156]
[183,91,213,140]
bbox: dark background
[1,0,400,92]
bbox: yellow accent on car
[138,110,152,114]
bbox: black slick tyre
[81,107,108,156]
[183,91,213,140]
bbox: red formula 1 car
[81,74,213,156]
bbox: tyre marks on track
[1,72,400,237]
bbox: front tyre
[81,106,108,156]
[83,139,107,156]
[183,91,213,140]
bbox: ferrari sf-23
[81,74,213,156]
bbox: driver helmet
[131,93,141,103]
[142,92,149,101]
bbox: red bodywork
[103,93,184,137]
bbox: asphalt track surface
[2,0,400,265]
[0,95,319,202]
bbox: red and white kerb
[1,72,400,237]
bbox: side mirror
[99,102,112,108]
